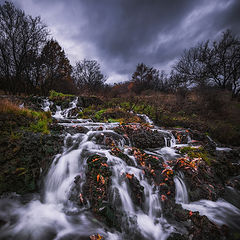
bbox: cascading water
[175,171,240,231]
[174,172,189,204]
[52,97,79,119]
[0,97,240,239]
[42,98,53,112]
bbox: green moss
[108,118,123,123]
[28,111,52,134]
[78,105,98,119]
[120,101,131,110]
[94,109,107,121]
[9,128,22,140]
[49,90,74,100]
[180,146,212,165]
[29,118,50,134]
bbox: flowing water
[0,98,240,239]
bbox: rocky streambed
[0,96,240,240]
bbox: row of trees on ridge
[0,1,239,98]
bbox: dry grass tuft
[0,99,21,113]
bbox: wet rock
[176,162,223,202]
[68,175,88,206]
[189,213,227,240]
[222,182,240,209]
[165,204,228,240]
[83,155,120,229]
[131,129,165,149]
[125,173,144,207]
[167,232,188,240]
[111,147,135,166]
[0,130,63,195]
[50,122,65,134]
[217,147,240,164]
[115,124,165,149]
[67,107,81,118]
[172,130,190,144]
[188,129,217,152]
[65,125,89,135]
[212,153,240,183]
[171,146,240,202]
[89,131,125,148]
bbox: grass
[108,118,123,123]
[0,99,52,134]
[94,109,108,121]
[29,117,51,134]
[0,99,24,114]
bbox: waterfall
[0,97,240,240]
[174,172,189,204]
[42,98,53,112]
[175,172,240,230]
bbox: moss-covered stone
[0,102,63,194]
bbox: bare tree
[131,63,159,93]
[208,30,240,96]
[73,59,106,93]
[0,1,48,94]
[174,30,240,97]
[203,30,240,91]
[174,42,209,88]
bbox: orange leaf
[126,173,133,179]
[97,234,103,240]
[161,169,167,174]
[79,193,84,203]
[92,158,99,162]
[189,211,193,217]
[101,176,105,184]
[101,163,108,167]
[167,191,171,195]
[161,195,167,201]
[97,174,100,182]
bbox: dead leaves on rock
[176,157,200,172]
[86,155,111,213]
[90,234,104,240]
[97,174,105,185]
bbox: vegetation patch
[49,90,74,100]
[0,98,62,194]
[180,146,212,165]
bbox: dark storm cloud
[2,0,240,82]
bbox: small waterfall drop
[174,171,189,204]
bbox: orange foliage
[126,173,133,179]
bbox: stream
[0,97,240,240]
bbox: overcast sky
[3,0,240,83]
